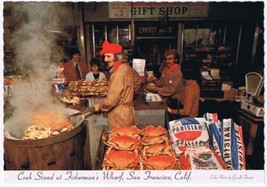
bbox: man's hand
[94,103,101,112]
[167,107,178,115]
[147,75,158,82]
[145,84,160,93]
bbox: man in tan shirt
[94,41,135,129]
[145,49,184,98]
[167,61,201,118]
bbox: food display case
[95,125,181,170]
[181,21,242,98]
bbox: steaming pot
[4,114,86,170]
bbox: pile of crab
[102,125,179,170]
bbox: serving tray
[144,93,164,105]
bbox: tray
[144,93,164,105]
[95,128,181,170]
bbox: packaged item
[180,148,227,170]
[51,63,65,93]
[206,113,246,170]
[168,118,210,154]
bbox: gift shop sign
[109,2,209,19]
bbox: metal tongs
[69,106,96,118]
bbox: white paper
[132,58,146,76]
[201,71,213,80]
[210,68,221,80]
[145,93,163,102]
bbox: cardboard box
[221,81,233,91]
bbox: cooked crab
[28,111,73,133]
[141,136,169,146]
[110,125,140,138]
[140,154,177,170]
[102,148,139,170]
[49,120,73,132]
[140,125,167,137]
[142,142,175,157]
[104,135,140,150]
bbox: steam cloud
[4,2,72,138]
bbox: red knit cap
[99,41,122,55]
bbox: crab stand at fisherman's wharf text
[4,170,264,184]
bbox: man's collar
[110,61,122,73]
[163,63,178,72]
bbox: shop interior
[3,2,264,171]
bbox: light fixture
[46,29,63,34]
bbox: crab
[140,154,177,170]
[140,125,167,137]
[110,125,140,138]
[102,148,139,170]
[49,120,73,132]
[141,135,169,146]
[28,111,73,134]
[104,135,140,150]
[142,142,176,157]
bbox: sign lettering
[135,24,176,37]
[109,2,209,19]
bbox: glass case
[92,24,107,57]
[182,21,241,97]
[91,23,131,57]
[133,22,178,78]
[89,23,131,72]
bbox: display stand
[232,104,264,169]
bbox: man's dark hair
[90,58,100,67]
[181,61,201,84]
[68,48,80,58]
